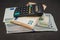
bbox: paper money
[3,7,16,22]
[3,7,58,34]
[4,18,14,24]
[37,14,50,27]
[16,17,39,27]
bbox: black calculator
[14,4,44,17]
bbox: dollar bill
[4,18,14,24]
[37,14,50,28]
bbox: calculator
[14,3,44,17]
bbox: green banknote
[37,15,49,27]
[4,18,14,24]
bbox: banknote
[4,18,14,24]
[37,14,50,28]
[3,7,58,33]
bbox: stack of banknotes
[3,7,58,33]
